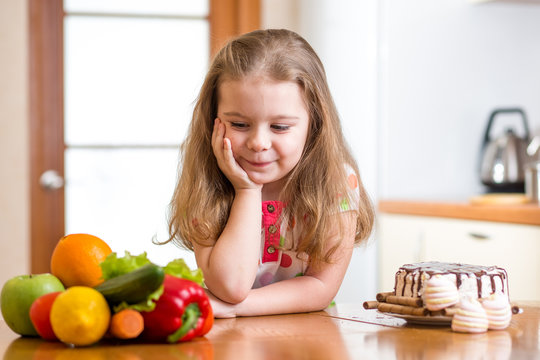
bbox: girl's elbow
[213,282,251,304]
[313,296,335,312]
[312,286,339,311]
[203,266,255,304]
[220,289,249,305]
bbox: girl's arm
[193,119,262,304]
[208,211,357,317]
[193,188,261,304]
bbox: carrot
[109,309,144,339]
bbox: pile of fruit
[0,233,213,347]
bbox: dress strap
[261,201,285,263]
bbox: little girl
[167,29,374,318]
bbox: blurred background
[2,0,540,303]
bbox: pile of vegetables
[1,231,214,347]
[95,252,213,343]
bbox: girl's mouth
[246,160,273,168]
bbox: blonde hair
[167,29,374,265]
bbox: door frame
[29,0,64,274]
[28,0,260,273]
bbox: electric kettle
[479,108,530,192]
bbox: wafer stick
[378,302,428,316]
[385,295,423,308]
[376,292,394,302]
[429,310,445,316]
[363,301,379,310]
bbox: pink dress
[253,169,360,288]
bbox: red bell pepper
[141,274,213,343]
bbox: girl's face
[217,75,310,197]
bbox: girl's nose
[247,129,271,152]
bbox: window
[63,1,209,266]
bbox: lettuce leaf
[163,258,204,286]
[100,251,151,281]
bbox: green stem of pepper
[167,303,201,343]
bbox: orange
[50,233,112,288]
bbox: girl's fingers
[212,119,225,158]
[223,137,231,151]
[222,138,236,168]
[212,120,234,171]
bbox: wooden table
[1,302,539,359]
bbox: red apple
[29,291,62,340]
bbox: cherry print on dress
[280,253,293,268]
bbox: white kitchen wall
[0,0,29,291]
[380,0,540,200]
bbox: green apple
[1,273,65,336]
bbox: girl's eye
[230,122,248,129]
[271,124,290,131]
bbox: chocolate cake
[362,261,518,330]
[394,261,509,301]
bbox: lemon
[50,286,110,346]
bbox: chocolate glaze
[394,261,508,298]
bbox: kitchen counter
[379,200,540,226]
[1,302,539,359]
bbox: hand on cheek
[211,118,262,191]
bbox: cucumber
[94,263,165,305]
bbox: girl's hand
[205,289,238,318]
[212,118,262,191]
